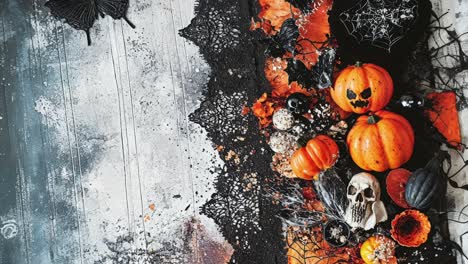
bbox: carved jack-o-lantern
[331,62,393,114]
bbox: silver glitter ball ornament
[269,131,297,153]
[272,108,295,131]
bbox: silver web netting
[339,0,419,51]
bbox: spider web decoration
[339,0,419,52]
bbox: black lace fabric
[180,1,286,263]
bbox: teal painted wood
[0,2,25,262]
[1,1,84,263]
[0,0,227,263]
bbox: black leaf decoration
[285,48,336,89]
[310,48,336,89]
[45,0,136,45]
[285,58,314,88]
[267,18,299,57]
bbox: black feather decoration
[284,58,314,88]
[310,48,336,89]
[267,18,299,57]
[313,169,348,220]
[284,48,336,89]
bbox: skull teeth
[351,204,366,224]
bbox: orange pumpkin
[360,235,397,264]
[290,135,339,180]
[347,110,414,172]
[331,62,393,114]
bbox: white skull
[345,172,387,230]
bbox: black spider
[45,0,136,45]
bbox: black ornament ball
[286,92,310,115]
[323,219,351,247]
[397,94,425,109]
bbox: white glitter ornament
[269,131,297,153]
[272,108,295,131]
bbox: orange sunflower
[391,209,431,247]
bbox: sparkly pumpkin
[290,135,339,180]
[347,110,414,172]
[331,62,393,114]
[360,235,397,264]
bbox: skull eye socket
[360,87,372,99]
[347,89,357,99]
[364,187,374,198]
[348,185,357,195]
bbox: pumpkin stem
[355,61,363,67]
[367,114,381,124]
[425,151,448,173]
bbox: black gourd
[405,152,446,209]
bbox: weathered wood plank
[429,0,468,262]
[0,0,229,263]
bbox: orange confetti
[295,0,333,68]
[252,93,275,128]
[257,0,300,35]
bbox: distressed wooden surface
[0,0,231,263]
[430,1,468,263]
[0,0,468,263]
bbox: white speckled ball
[272,108,295,131]
[269,131,297,153]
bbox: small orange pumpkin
[360,235,397,264]
[347,110,414,172]
[331,62,393,114]
[290,135,339,180]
